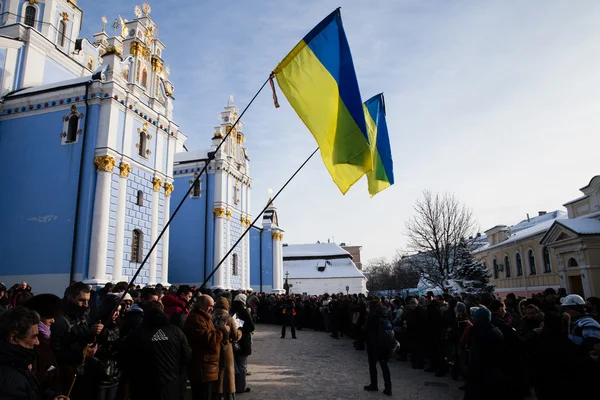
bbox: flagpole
[106,76,272,316]
[188,146,320,305]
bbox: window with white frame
[528,249,537,275]
[493,258,499,279]
[136,190,144,206]
[131,229,143,263]
[516,252,523,276]
[504,255,511,278]
[233,184,240,205]
[232,253,238,276]
[138,131,147,157]
[62,106,83,145]
[543,247,551,273]
[58,20,67,47]
[24,6,36,27]
[191,178,201,198]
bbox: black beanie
[24,294,62,319]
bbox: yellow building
[475,176,600,298]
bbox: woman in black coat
[363,299,392,396]
[231,295,255,394]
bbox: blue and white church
[0,1,288,294]
[0,1,185,294]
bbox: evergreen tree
[452,239,495,295]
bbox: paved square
[239,325,464,400]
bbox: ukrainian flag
[273,9,371,194]
[363,94,394,196]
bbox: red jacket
[161,294,188,317]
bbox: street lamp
[345,285,349,295]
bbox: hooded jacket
[120,309,191,400]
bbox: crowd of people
[251,288,600,399]
[2,279,600,400]
[0,281,255,400]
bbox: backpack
[377,317,396,350]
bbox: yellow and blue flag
[273,9,372,194]
[363,93,394,196]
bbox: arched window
[58,20,67,47]
[24,6,36,27]
[131,229,143,263]
[568,258,579,268]
[516,252,523,276]
[136,190,144,206]
[493,258,499,279]
[66,115,79,143]
[543,247,552,273]
[528,249,537,275]
[232,253,238,276]
[141,68,148,88]
[191,179,201,198]
[504,255,511,278]
[138,131,147,157]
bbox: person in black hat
[24,294,63,393]
[542,288,560,314]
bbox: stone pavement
[238,324,464,400]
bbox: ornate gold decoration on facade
[272,232,284,241]
[240,216,252,227]
[144,26,154,46]
[27,0,39,4]
[104,45,123,56]
[119,162,131,178]
[118,15,128,39]
[225,210,232,220]
[61,12,70,21]
[164,182,174,197]
[94,155,116,172]
[226,126,236,136]
[164,84,173,96]
[101,16,107,32]
[236,132,245,144]
[152,177,163,191]
[213,207,226,218]
[213,129,223,139]
[130,41,142,57]
[151,57,163,73]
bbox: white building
[283,243,367,295]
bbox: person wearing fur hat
[24,294,62,393]
[212,297,241,399]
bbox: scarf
[38,322,51,339]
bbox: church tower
[169,100,252,290]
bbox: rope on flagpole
[188,146,320,306]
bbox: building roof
[6,76,94,97]
[555,218,600,235]
[174,149,208,163]
[283,243,350,259]
[476,210,567,252]
[283,257,365,279]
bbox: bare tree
[364,258,397,295]
[392,253,421,296]
[405,191,477,292]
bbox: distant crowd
[251,288,600,399]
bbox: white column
[161,183,173,284]
[149,177,161,284]
[213,207,225,289]
[87,155,116,284]
[112,162,131,282]
[272,231,284,293]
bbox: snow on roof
[174,149,208,163]
[283,257,365,279]
[556,218,600,235]
[283,243,350,259]
[563,195,589,206]
[477,211,568,252]
[7,76,94,97]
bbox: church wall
[0,101,101,294]
[249,228,261,290]
[228,211,243,289]
[42,56,77,85]
[261,230,274,291]
[168,172,209,285]
[205,171,215,287]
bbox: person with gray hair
[0,306,68,399]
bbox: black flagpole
[187,146,319,306]
[107,76,272,316]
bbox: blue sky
[79,0,600,264]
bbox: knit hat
[473,306,491,326]
[215,297,230,311]
[24,294,62,319]
[234,294,247,304]
[455,302,467,316]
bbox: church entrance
[569,275,584,298]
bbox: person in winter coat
[363,299,392,396]
[280,298,297,339]
[12,282,34,307]
[120,288,159,338]
[211,298,241,400]
[464,307,507,400]
[83,295,122,400]
[184,295,230,400]
[51,282,104,396]
[162,285,193,330]
[0,306,67,400]
[24,294,63,394]
[231,294,255,394]
[119,301,191,400]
